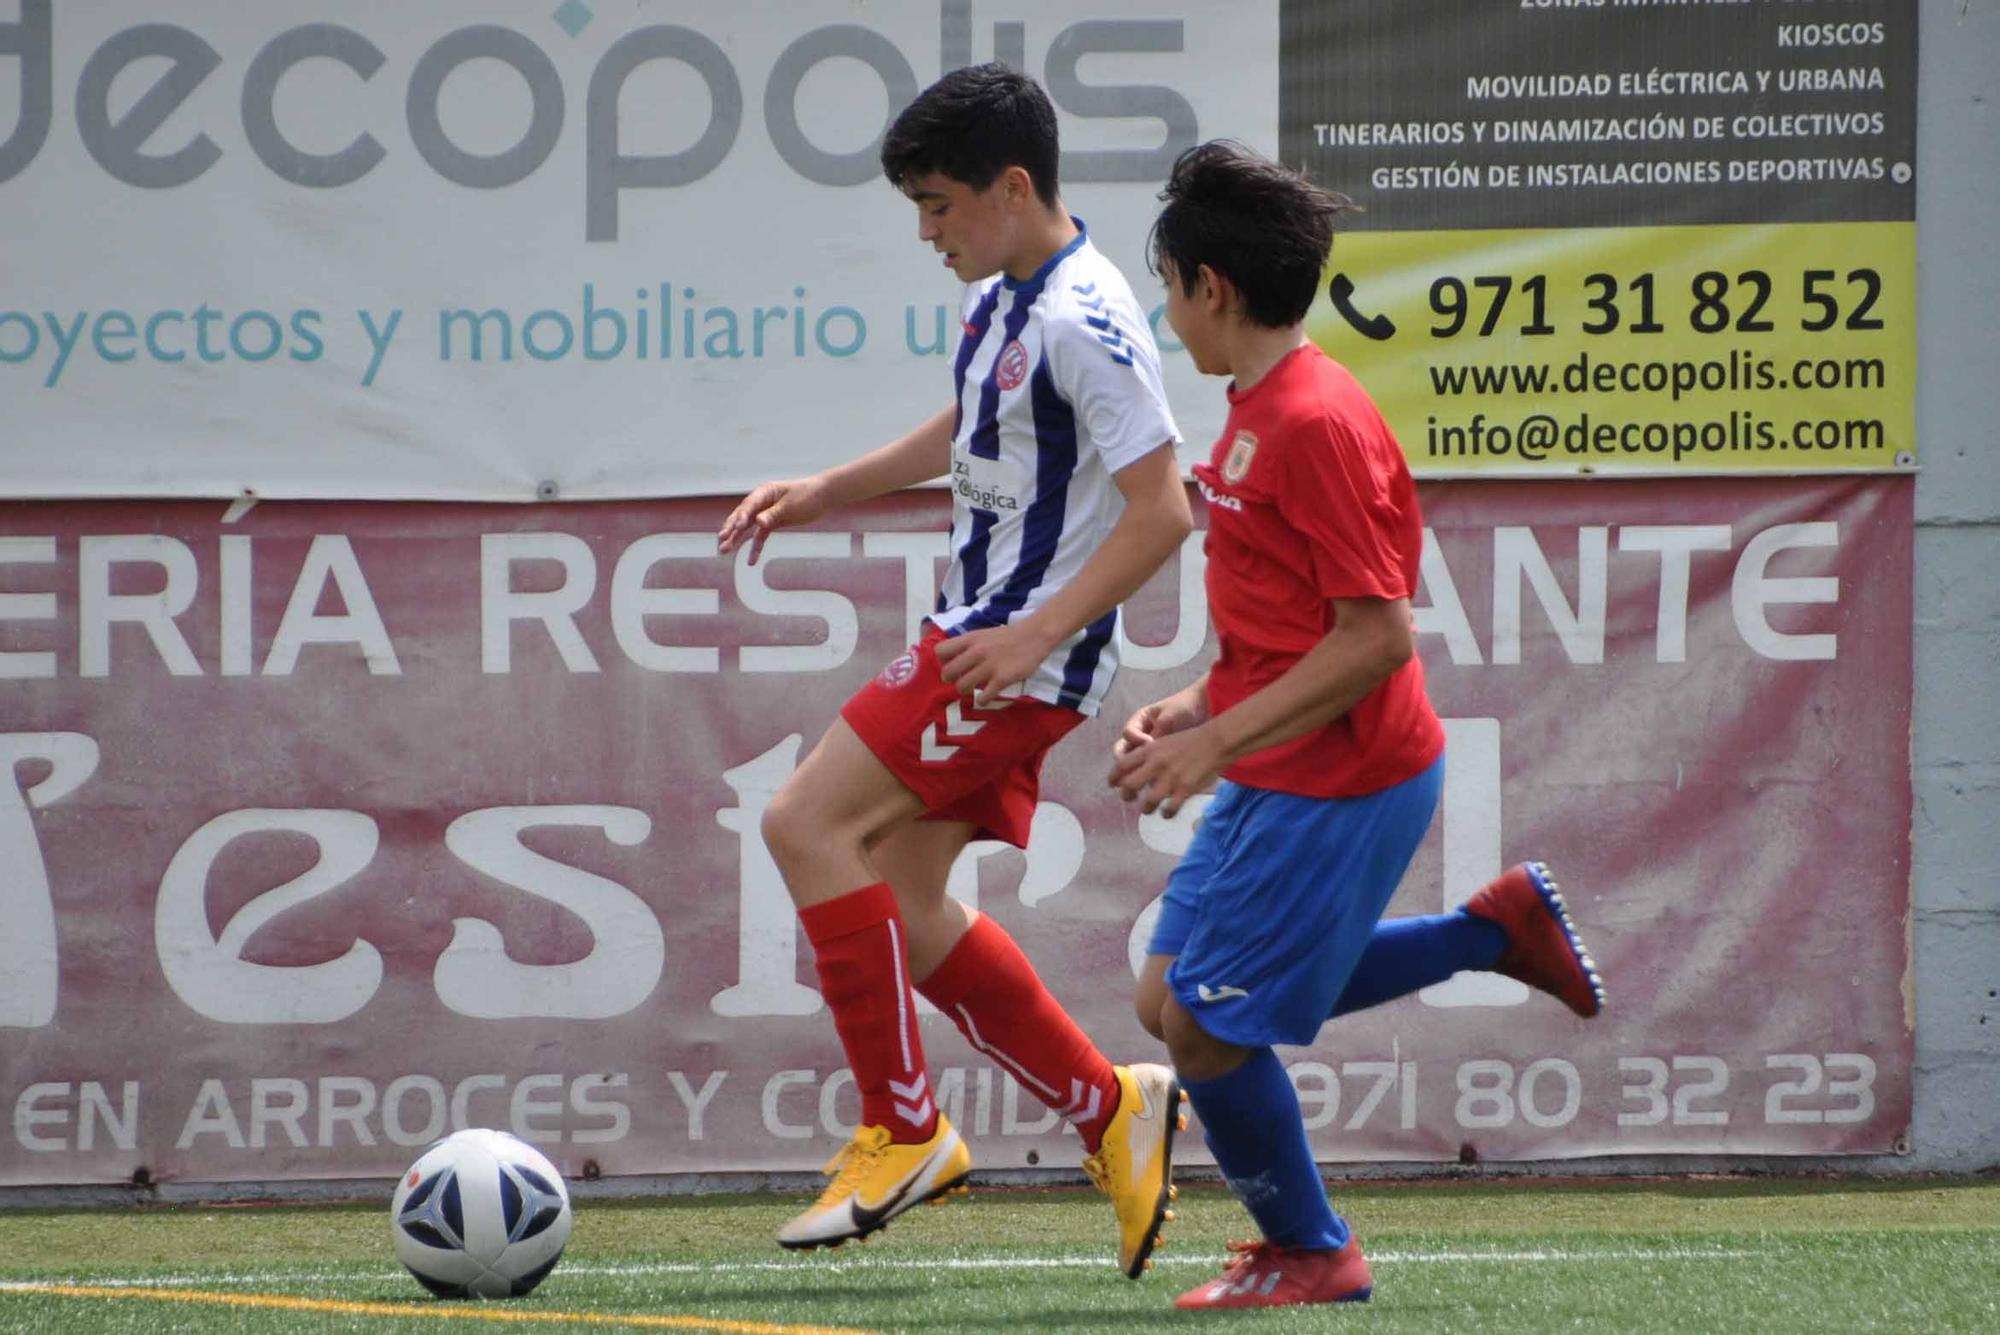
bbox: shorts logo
[1196,983,1251,1003]
[879,650,919,688]
[994,339,1029,391]
[1221,430,1259,484]
[920,697,1015,763]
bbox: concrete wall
[1909,0,2000,1170]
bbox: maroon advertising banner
[0,476,1911,1185]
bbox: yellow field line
[3,1283,882,1335]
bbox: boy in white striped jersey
[717,64,1190,1275]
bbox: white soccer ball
[390,1128,573,1299]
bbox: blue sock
[1329,911,1508,1018]
[1182,1047,1347,1250]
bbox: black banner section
[1281,0,1917,231]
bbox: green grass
[2,1177,1996,1333]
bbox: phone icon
[1329,273,1396,341]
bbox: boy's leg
[866,818,979,983]
[763,720,969,1249]
[854,675,1121,1151]
[1149,770,1439,1309]
[1163,1005,1350,1249]
[1328,862,1605,1019]
[878,822,1121,1144]
[1161,999,1373,1308]
[875,819,1182,1279]
[1326,911,1506,1015]
[770,624,1104,1251]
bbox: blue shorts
[1148,758,1444,1048]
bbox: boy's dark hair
[1148,141,1353,327]
[880,63,1060,206]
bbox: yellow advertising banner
[1309,222,1915,474]
[1282,0,1918,475]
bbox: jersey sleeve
[1276,415,1414,602]
[1043,302,1180,476]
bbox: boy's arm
[1109,596,1414,815]
[1207,595,1413,758]
[936,443,1193,704]
[718,407,954,560]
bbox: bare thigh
[760,717,930,908]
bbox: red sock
[799,883,937,1144]
[917,914,1121,1153]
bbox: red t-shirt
[1191,343,1444,798]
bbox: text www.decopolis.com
[1428,349,1885,402]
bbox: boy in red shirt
[1110,142,1605,1310]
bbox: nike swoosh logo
[847,1176,918,1234]
[1197,984,1250,1002]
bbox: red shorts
[840,626,1085,848]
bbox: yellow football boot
[1082,1063,1186,1278]
[777,1117,971,1251]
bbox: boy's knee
[759,785,820,872]
[1161,998,1247,1083]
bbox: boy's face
[904,170,1025,283]
[1160,259,1226,376]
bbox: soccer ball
[390,1128,573,1298]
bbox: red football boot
[1173,1237,1373,1310]
[1464,861,1606,1018]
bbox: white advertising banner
[0,0,1276,500]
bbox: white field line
[0,1245,1767,1291]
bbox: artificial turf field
[1,1177,1995,1333]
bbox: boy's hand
[717,478,828,563]
[1112,693,1208,760]
[934,623,1055,707]
[1108,724,1225,819]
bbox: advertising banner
[1287,1,1918,475]
[0,0,1275,500]
[3,2,1919,495]
[0,476,1912,1184]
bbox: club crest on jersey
[994,339,1029,390]
[1222,430,1259,484]
[879,649,919,688]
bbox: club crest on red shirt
[1222,430,1259,483]
[995,339,1029,390]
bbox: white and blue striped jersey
[933,221,1180,716]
